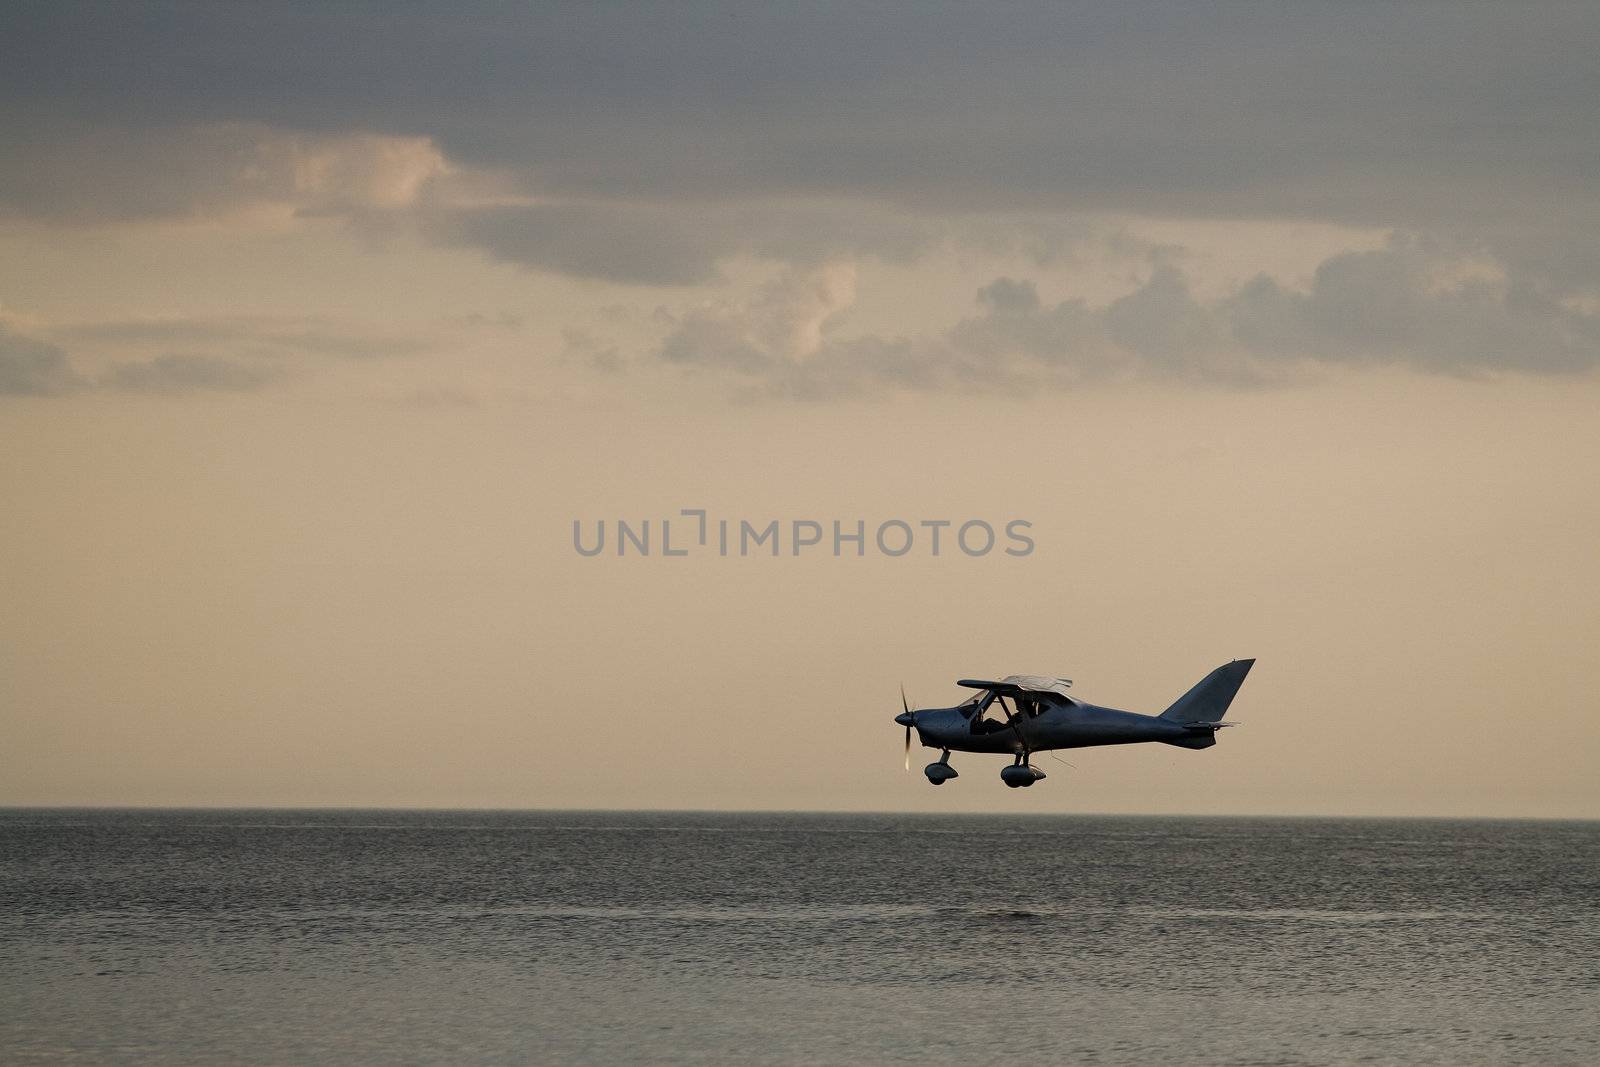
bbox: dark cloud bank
[3,3,1598,394]
[5,5,1597,251]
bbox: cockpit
[960,691,1008,734]
[961,690,1037,734]
[960,685,1069,734]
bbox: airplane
[893,659,1254,787]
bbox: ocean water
[3,811,1598,1065]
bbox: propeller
[899,685,914,771]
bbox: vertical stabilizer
[1159,659,1254,723]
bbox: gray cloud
[2,311,422,399]
[3,4,1597,290]
[559,328,626,374]
[425,199,939,286]
[657,262,859,374]
[975,278,1040,314]
[58,316,433,361]
[658,240,1600,397]
[0,121,446,225]
[8,4,1592,210]
[950,279,1118,378]
[0,324,83,396]
[1103,265,1218,369]
[655,263,1110,397]
[1223,240,1600,374]
[101,353,285,395]
[6,324,280,399]
[429,203,728,287]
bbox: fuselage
[909,700,1209,754]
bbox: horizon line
[2,804,1596,824]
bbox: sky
[3,3,1598,816]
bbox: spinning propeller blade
[901,685,913,771]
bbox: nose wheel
[923,750,958,785]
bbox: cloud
[3,319,261,399]
[58,315,433,360]
[0,121,446,224]
[654,262,1109,398]
[650,239,1600,397]
[4,5,1597,291]
[0,323,83,396]
[3,310,428,400]
[975,278,1040,315]
[3,7,1592,213]
[560,328,625,374]
[657,262,858,372]
[2,3,1598,408]
[950,279,1120,379]
[428,203,728,286]
[1223,239,1600,374]
[6,323,282,399]
[425,199,938,286]
[0,111,945,281]
[101,354,284,395]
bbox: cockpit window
[969,692,1012,733]
[960,691,996,719]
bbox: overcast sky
[3,3,1598,815]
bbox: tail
[1160,659,1255,725]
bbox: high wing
[956,679,1028,698]
[956,675,1076,700]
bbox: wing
[956,678,1028,698]
[957,675,1075,700]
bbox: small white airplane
[894,659,1254,788]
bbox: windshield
[959,690,994,717]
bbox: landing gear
[990,697,1044,787]
[1000,752,1046,788]
[924,750,958,785]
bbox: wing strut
[995,695,1030,762]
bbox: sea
[3,810,1598,1065]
